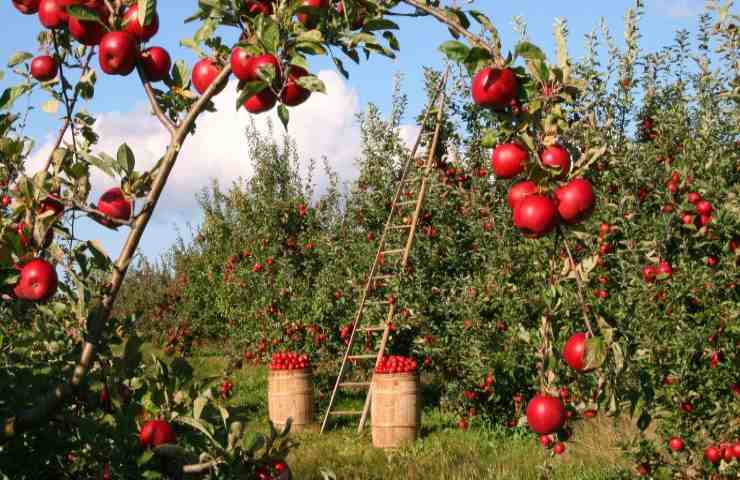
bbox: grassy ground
[159,347,630,479]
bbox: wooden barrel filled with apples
[371,355,421,449]
[267,352,314,433]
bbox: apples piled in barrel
[375,355,417,374]
[472,66,596,238]
[269,352,311,370]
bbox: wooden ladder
[320,69,450,434]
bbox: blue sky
[0,0,711,260]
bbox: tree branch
[559,227,595,337]
[0,65,233,443]
[399,0,501,61]
[136,64,177,136]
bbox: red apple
[657,261,673,278]
[668,437,685,452]
[122,4,159,42]
[695,200,712,216]
[706,255,719,267]
[687,192,701,204]
[491,143,528,179]
[297,0,330,27]
[562,332,590,372]
[68,4,107,45]
[98,31,138,76]
[192,58,224,95]
[507,181,538,210]
[140,46,171,82]
[555,178,594,224]
[38,0,68,29]
[642,265,657,283]
[704,445,722,464]
[540,145,571,177]
[732,442,740,459]
[242,0,272,15]
[139,420,176,448]
[526,394,566,434]
[280,66,311,107]
[553,442,566,455]
[13,258,58,302]
[244,89,278,114]
[471,67,518,109]
[30,55,58,82]
[97,187,132,222]
[13,0,41,14]
[40,196,64,216]
[513,194,559,238]
[232,51,280,83]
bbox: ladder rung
[338,382,371,388]
[329,411,363,416]
[359,325,386,332]
[348,354,378,360]
[381,249,405,255]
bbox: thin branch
[42,46,96,173]
[0,65,234,443]
[136,64,176,136]
[559,227,595,336]
[182,461,222,474]
[400,0,500,61]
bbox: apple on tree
[513,194,559,237]
[30,55,58,82]
[122,4,159,42]
[555,178,594,224]
[192,58,225,95]
[491,143,528,179]
[280,66,312,107]
[471,67,518,109]
[540,145,571,177]
[13,258,58,302]
[526,394,566,434]
[138,419,176,448]
[242,0,273,16]
[297,0,330,28]
[140,47,171,83]
[98,32,139,76]
[38,0,69,29]
[97,187,132,226]
[68,3,107,46]
[13,0,41,14]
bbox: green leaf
[438,40,470,63]
[277,104,289,129]
[363,19,399,31]
[171,59,190,89]
[480,130,498,148]
[331,56,349,79]
[296,30,324,43]
[137,0,157,27]
[0,85,31,111]
[116,143,135,176]
[515,41,546,63]
[584,336,607,370]
[67,5,103,23]
[7,52,33,68]
[175,416,220,448]
[296,75,326,93]
[259,17,281,54]
[122,333,143,374]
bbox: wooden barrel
[371,373,420,448]
[268,368,314,433]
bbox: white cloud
[654,0,702,18]
[27,70,367,224]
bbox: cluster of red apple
[539,433,567,455]
[681,190,714,228]
[13,0,329,115]
[374,355,417,374]
[667,436,740,465]
[472,67,595,237]
[218,379,234,400]
[255,460,291,480]
[642,260,673,283]
[269,352,311,371]
[138,419,176,448]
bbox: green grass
[151,347,629,479]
